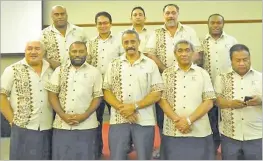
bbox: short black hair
[131,6,145,17]
[229,44,250,60]
[122,29,140,42]
[163,4,179,12]
[95,11,112,24]
[69,41,87,51]
[208,13,225,23]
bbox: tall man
[0,40,53,160]
[215,44,262,160]
[201,13,238,150]
[103,30,164,159]
[40,5,89,69]
[159,40,216,160]
[87,11,122,158]
[45,41,103,160]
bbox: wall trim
[43,19,262,28]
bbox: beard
[70,56,87,66]
[166,20,176,27]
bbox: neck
[99,32,111,40]
[178,63,191,72]
[126,52,140,64]
[210,32,223,40]
[133,25,144,33]
[55,24,67,35]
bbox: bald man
[0,40,54,160]
[40,5,89,69]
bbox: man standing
[145,4,202,157]
[129,6,152,53]
[215,44,262,160]
[45,41,103,160]
[201,14,238,150]
[159,40,215,160]
[0,40,53,160]
[87,11,122,158]
[40,5,89,69]
[103,30,164,159]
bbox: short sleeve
[45,66,61,93]
[0,66,15,97]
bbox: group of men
[0,3,262,160]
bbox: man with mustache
[201,14,238,152]
[87,11,122,159]
[0,40,53,160]
[159,40,215,160]
[214,44,262,160]
[103,30,164,159]
[145,4,202,158]
[45,41,103,160]
[40,5,89,69]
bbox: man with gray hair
[103,30,164,159]
[159,40,215,159]
[0,40,53,159]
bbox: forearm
[216,96,232,109]
[84,97,102,117]
[189,99,214,123]
[136,91,161,109]
[48,92,65,117]
[158,98,179,121]
[103,89,122,110]
[0,94,14,123]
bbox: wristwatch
[134,103,139,111]
[186,117,192,126]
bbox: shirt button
[241,88,243,90]
[72,99,74,101]
[130,74,132,76]
[184,76,185,78]
[241,97,243,99]
[129,95,131,97]
[242,118,244,120]
[129,84,131,86]
[183,107,186,109]
[74,81,76,83]
[184,86,186,88]
[40,90,42,92]
[66,49,68,51]
[41,100,43,102]
[184,96,186,98]
[73,89,75,91]
[102,57,104,59]
[103,49,104,51]
[216,60,218,62]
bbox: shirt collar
[66,60,90,69]
[50,23,76,33]
[120,52,147,63]
[162,22,184,32]
[21,58,50,71]
[131,26,147,32]
[205,31,226,40]
[231,67,255,77]
[97,32,113,40]
[174,63,197,72]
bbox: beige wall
[1,1,262,73]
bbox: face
[25,41,44,66]
[131,9,146,26]
[96,16,112,34]
[174,43,193,66]
[208,15,224,35]
[122,33,140,56]
[51,6,68,28]
[163,6,179,27]
[231,50,251,76]
[69,43,87,66]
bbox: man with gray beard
[145,4,202,158]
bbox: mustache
[126,47,136,51]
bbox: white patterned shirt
[146,23,201,67]
[0,59,54,131]
[40,23,89,64]
[201,32,238,84]
[45,62,103,130]
[103,54,164,126]
[162,64,216,137]
[214,68,262,141]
